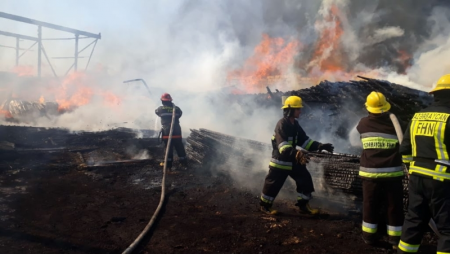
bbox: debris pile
[243,77,433,148]
[0,126,158,169]
[0,99,60,122]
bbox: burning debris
[0,98,59,122]
[0,71,123,123]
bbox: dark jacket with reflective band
[155,105,183,138]
[356,113,404,179]
[270,117,320,170]
[400,101,450,181]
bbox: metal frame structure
[0,12,101,77]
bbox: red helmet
[160,93,172,101]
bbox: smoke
[367,26,405,45]
[1,1,450,167]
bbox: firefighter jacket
[155,105,183,138]
[356,113,404,179]
[269,117,320,170]
[400,100,450,181]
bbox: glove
[295,150,310,165]
[318,143,334,153]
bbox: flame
[0,109,12,119]
[55,72,93,112]
[396,49,412,74]
[228,4,392,94]
[12,65,34,77]
[53,72,123,112]
[308,5,345,74]
[227,34,300,93]
[101,91,121,107]
[39,96,45,104]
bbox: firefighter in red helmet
[155,93,187,170]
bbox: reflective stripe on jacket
[357,113,404,179]
[269,117,320,170]
[155,105,182,127]
[400,103,450,181]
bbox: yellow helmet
[365,91,391,114]
[429,74,450,94]
[282,96,303,109]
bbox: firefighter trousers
[162,138,186,169]
[362,178,404,243]
[260,165,314,207]
[398,174,450,253]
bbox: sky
[0,1,184,76]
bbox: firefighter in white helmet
[398,75,450,253]
[259,95,334,215]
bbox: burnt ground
[0,127,438,254]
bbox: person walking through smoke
[155,93,187,170]
[260,95,334,215]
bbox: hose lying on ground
[122,103,177,254]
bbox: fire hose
[389,113,441,238]
[122,103,177,254]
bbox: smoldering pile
[231,76,432,154]
[0,125,159,169]
[186,128,409,213]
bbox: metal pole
[64,63,75,77]
[74,33,79,71]
[37,25,42,77]
[41,44,58,78]
[15,37,19,66]
[123,79,152,96]
[85,39,97,71]
[19,41,37,59]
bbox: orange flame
[39,96,45,104]
[101,91,121,107]
[396,50,412,74]
[227,34,300,93]
[55,72,93,112]
[228,4,392,94]
[308,5,345,74]
[0,109,13,119]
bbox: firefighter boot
[159,162,172,171]
[179,159,188,170]
[388,236,400,249]
[362,235,378,245]
[260,205,278,215]
[296,199,319,215]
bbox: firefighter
[356,91,404,247]
[260,95,334,215]
[155,93,187,170]
[397,74,450,254]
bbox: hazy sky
[0,1,185,75]
[1,0,179,35]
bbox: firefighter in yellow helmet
[357,91,404,247]
[397,75,450,253]
[259,95,334,215]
